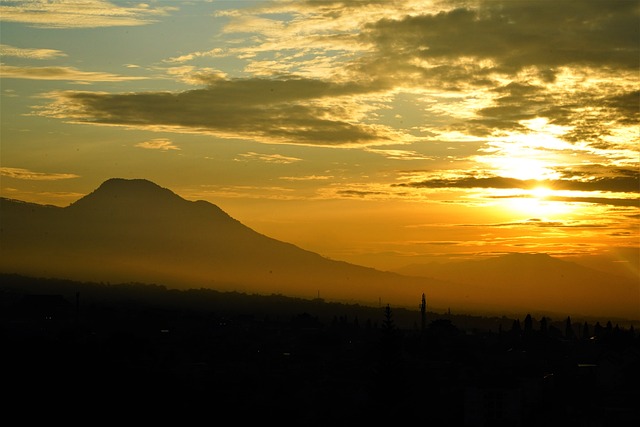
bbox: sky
[1,0,639,275]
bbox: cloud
[544,196,639,208]
[394,173,640,194]
[280,175,332,181]
[364,1,639,76]
[1,65,147,82]
[337,189,386,198]
[236,152,302,164]
[200,0,638,155]
[134,138,180,151]
[0,44,67,59]
[351,0,639,147]
[0,0,176,29]
[35,76,399,146]
[19,0,640,156]
[165,48,226,64]
[463,218,609,229]
[365,147,434,160]
[1,167,79,180]
[164,66,228,85]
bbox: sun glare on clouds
[498,187,577,219]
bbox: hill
[393,253,639,320]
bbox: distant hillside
[393,253,639,320]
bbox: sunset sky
[1,0,638,274]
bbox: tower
[420,293,426,332]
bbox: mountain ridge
[1,178,638,320]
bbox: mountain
[0,178,451,309]
[393,253,639,320]
[2,178,637,320]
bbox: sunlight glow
[476,117,578,181]
[489,187,578,219]
[531,186,552,200]
[503,196,576,218]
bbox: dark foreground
[2,274,638,425]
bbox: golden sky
[1,0,638,274]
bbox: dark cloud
[546,196,639,208]
[394,172,640,194]
[41,77,392,146]
[555,166,637,180]
[453,84,638,143]
[365,1,639,76]
[421,241,463,246]
[359,0,639,144]
[603,90,640,125]
[337,189,386,197]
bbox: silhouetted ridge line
[3,178,637,320]
[1,178,445,309]
[66,177,241,224]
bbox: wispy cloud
[134,138,180,151]
[1,167,79,180]
[164,66,228,85]
[0,44,67,59]
[0,0,176,29]
[337,189,387,198]
[1,65,147,82]
[473,218,610,229]
[365,147,433,160]
[236,152,302,164]
[280,175,332,181]
[165,48,226,64]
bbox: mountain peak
[68,178,184,211]
[96,178,173,196]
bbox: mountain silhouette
[1,178,452,309]
[2,178,638,319]
[394,253,639,319]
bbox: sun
[503,186,574,218]
[530,186,553,200]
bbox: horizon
[2,178,638,321]
[3,271,638,327]
[1,1,638,318]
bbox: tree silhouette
[565,316,575,340]
[377,304,402,397]
[383,303,395,332]
[594,322,603,338]
[511,319,521,335]
[524,313,533,334]
[540,316,548,335]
